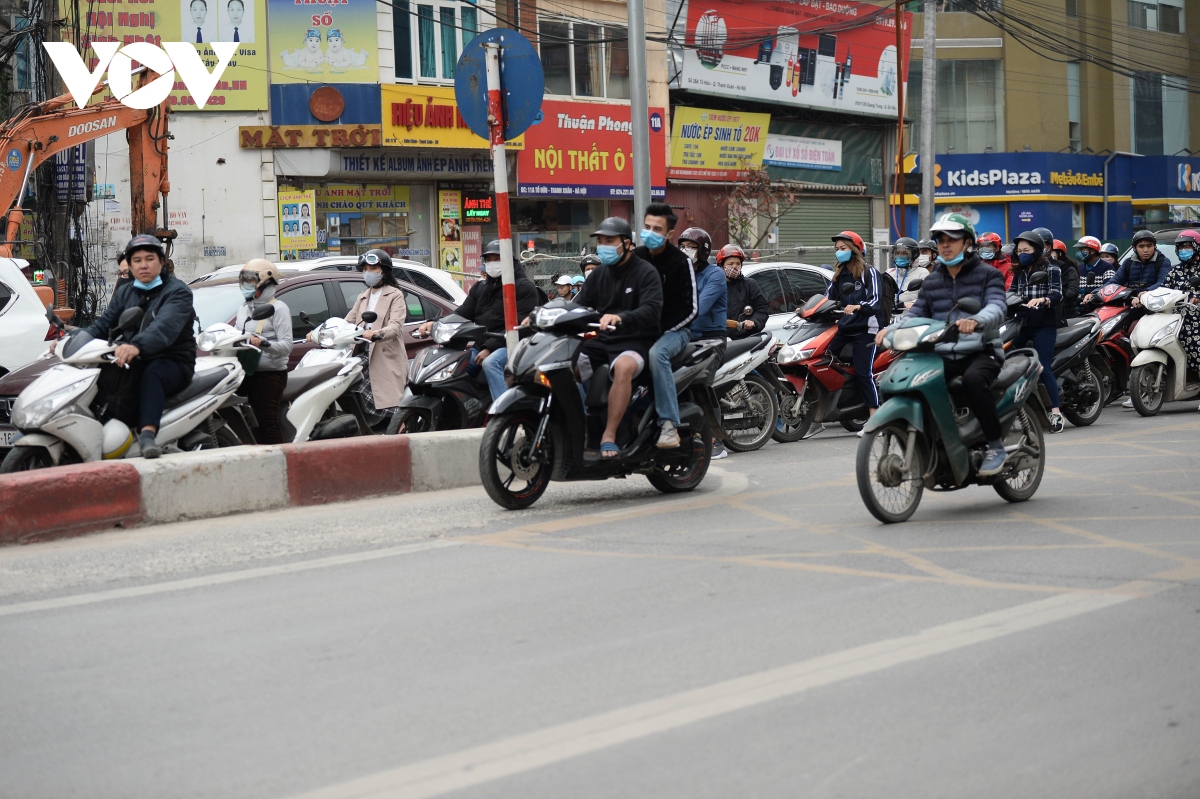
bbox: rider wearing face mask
[723,247,769,340]
[976,232,1013,289]
[826,230,885,423]
[1075,236,1115,307]
[1106,230,1172,308]
[419,240,539,402]
[1161,230,1200,381]
[917,239,937,274]
[1011,231,1065,433]
[233,260,293,444]
[683,229,727,341]
[343,249,408,413]
[887,236,928,307]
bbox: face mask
[915,255,931,267]
[640,229,665,250]
[240,284,257,299]
[834,249,853,264]
[133,275,163,290]
[978,249,995,261]
[1017,252,1037,267]
[937,252,965,267]
[485,261,503,278]
[1179,249,1195,262]
[597,244,622,265]
[894,257,911,268]
[723,263,742,280]
[1101,256,1116,265]
[1075,249,1090,261]
[363,271,383,287]
[680,246,698,262]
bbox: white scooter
[712,314,778,452]
[1128,283,1200,416]
[2,307,246,472]
[282,312,380,442]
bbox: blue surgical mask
[363,271,383,287]
[640,229,665,250]
[133,275,163,290]
[240,285,257,299]
[1179,249,1195,262]
[979,250,996,261]
[1075,249,1090,261]
[894,257,911,268]
[597,244,622,265]
[1018,252,1037,267]
[937,252,965,267]
[834,249,853,264]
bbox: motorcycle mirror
[907,278,924,292]
[251,304,275,321]
[44,305,64,329]
[743,305,753,315]
[955,297,982,315]
[840,283,855,295]
[299,311,312,325]
[117,307,144,331]
[360,311,378,324]
[1028,271,1049,286]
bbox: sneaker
[977,445,1007,477]
[801,423,825,440]
[656,420,681,449]
[711,440,729,460]
[1049,412,1065,434]
[857,429,865,438]
[139,429,161,460]
[1122,398,1134,409]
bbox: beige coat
[346,285,408,409]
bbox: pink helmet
[1174,229,1200,247]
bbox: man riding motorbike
[573,217,664,458]
[683,229,729,459]
[887,236,928,308]
[977,231,1013,288]
[723,247,768,339]
[1076,236,1116,307]
[418,239,540,401]
[875,213,1009,475]
[1106,229,1172,308]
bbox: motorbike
[281,311,383,442]
[479,299,726,510]
[713,327,778,453]
[1126,280,1200,416]
[1049,315,1107,427]
[1083,277,1138,403]
[2,307,247,472]
[856,297,1050,524]
[390,314,491,433]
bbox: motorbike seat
[1055,319,1094,350]
[164,368,228,408]
[721,333,771,363]
[670,341,707,369]
[282,363,345,402]
[993,353,1034,394]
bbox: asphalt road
[2,405,1200,799]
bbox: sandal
[600,441,620,458]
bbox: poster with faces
[279,190,316,250]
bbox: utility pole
[894,0,905,238]
[627,0,652,222]
[918,0,937,235]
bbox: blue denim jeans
[1015,325,1060,407]
[481,347,508,402]
[649,329,692,425]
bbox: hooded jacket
[1106,250,1172,292]
[725,275,769,339]
[690,259,728,339]
[454,263,540,352]
[902,253,1007,358]
[574,251,663,346]
[86,273,196,368]
[635,241,697,333]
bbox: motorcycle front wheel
[479,411,552,510]
[1129,363,1165,417]
[722,374,778,452]
[856,423,925,524]
[648,428,712,493]
[994,409,1045,503]
[388,407,437,435]
[771,382,813,443]
[0,446,55,473]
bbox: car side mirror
[251,304,275,321]
[117,307,144,331]
[907,278,924,292]
[360,311,378,324]
[955,297,982,315]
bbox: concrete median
[0,429,484,544]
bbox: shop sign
[380,86,525,150]
[279,189,316,250]
[516,100,667,198]
[334,150,495,179]
[919,153,1108,200]
[462,192,494,224]
[314,184,410,213]
[239,125,383,148]
[1179,163,1200,193]
[669,108,770,181]
[268,0,376,84]
[680,0,910,120]
[462,226,482,284]
[439,190,463,272]
[763,134,841,172]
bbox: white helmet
[102,418,134,460]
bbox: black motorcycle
[389,314,491,434]
[479,299,726,509]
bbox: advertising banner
[907,153,1108,201]
[54,144,88,201]
[279,189,316,250]
[381,86,524,149]
[75,1,268,109]
[668,107,769,181]
[439,189,463,272]
[763,134,842,172]
[517,100,667,198]
[314,184,410,213]
[269,0,376,84]
[239,125,383,148]
[680,0,910,119]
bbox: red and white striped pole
[485,41,519,352]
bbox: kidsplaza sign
[44,41,236,109]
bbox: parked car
[741,261,834,341]
[0,258,52,377]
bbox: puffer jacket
[725,276,769,339]
[1106,251,1171,291]
[901,254,1007,358]
[85,273,196,368]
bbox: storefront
[1128,155,1200,232]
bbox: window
[282,283,331,340]
[748,270,787,316]
[337,280,365,312]
[538,18,629,99]
[908,59,1005,155]
[394,1,483,82]
[1065,0,1077,16]
[781,268,829,307]
[421,297,444,320]
[1132,72,1190,155]
[1067,62,1082,153]
[1128,1,1184,33]
[0,280,14,315]
[938,0,1000,9]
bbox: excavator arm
[0,73,172,259]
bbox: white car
[0,258,50,376]
[741,261,834,341]
[189,256,467,305]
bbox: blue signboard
[1127,155,1200,202]
[909,152,1109,201]
[55,144,88,202]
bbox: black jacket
[86,273,196,367]
[725,276,769,339]
[826,267,886,335]
[1054,256,1080,322]
[574,252,663,346]
[454,264,539,352]
[635,241,697,334]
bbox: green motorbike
[856,299,1051,524]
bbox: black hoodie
[574,251,663,346]
[634,240,697,333]
[454,263,540,352]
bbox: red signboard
[517,100,668,199]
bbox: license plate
[0,428,16,447]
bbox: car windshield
[192,284,245,330]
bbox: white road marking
[290,590,1138,799]
[0,539,462,618]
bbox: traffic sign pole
[485,41,519,352]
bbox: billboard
[279,189,316,250]
[268,0,377,83]
[906,153,1108,201]
[668,108,769,181]
[680,1,911,119]
[380,85,524,149]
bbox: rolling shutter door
[775,197,872,253]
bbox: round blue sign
[6,148,22,171]
[455,29,545,142]
[649,112,663,132]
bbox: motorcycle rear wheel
[648,429,712,493]
[389,407,437,435]
[480,411,552,510]
[0,446,54,473]
[1061,367,1104,427]
[771,383,812,443]
[994,409,1045,503]
[1129,363,1165,417]
[856,423,925,524]
[722,374,778,453]
[840,415,868,433]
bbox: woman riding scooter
[1011,231,1065,433]
[887,237,927,308]
[826,230,885,429]
[1162,230,1200,381]
[340,249,409,414]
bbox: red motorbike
[773,292,897,439]
[1083,278,1139,403]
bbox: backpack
[876,270,898,321]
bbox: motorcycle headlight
[1144,294,1167,312]
[197,331,219,352]
[427,362,459,382]
[891,325,929,351]
[1099,315,1123,337]
[11,377,92,429]
[535,307,567,327]
[317,328,337,348]
[1148,319,1180,348]
[777,344,815,364]
[431,323,459,345]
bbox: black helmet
[124,234,166,262]
[591,217,633,239]
[483,239,502,258]
[1032,227,1054,248]
[1013,230,1046,254]
[1132,229,1157,245]
[893,236,919,261]
[678,227,712,266]
[918,238,936,252]
[580,253,602,269]
[357,248,393,271]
